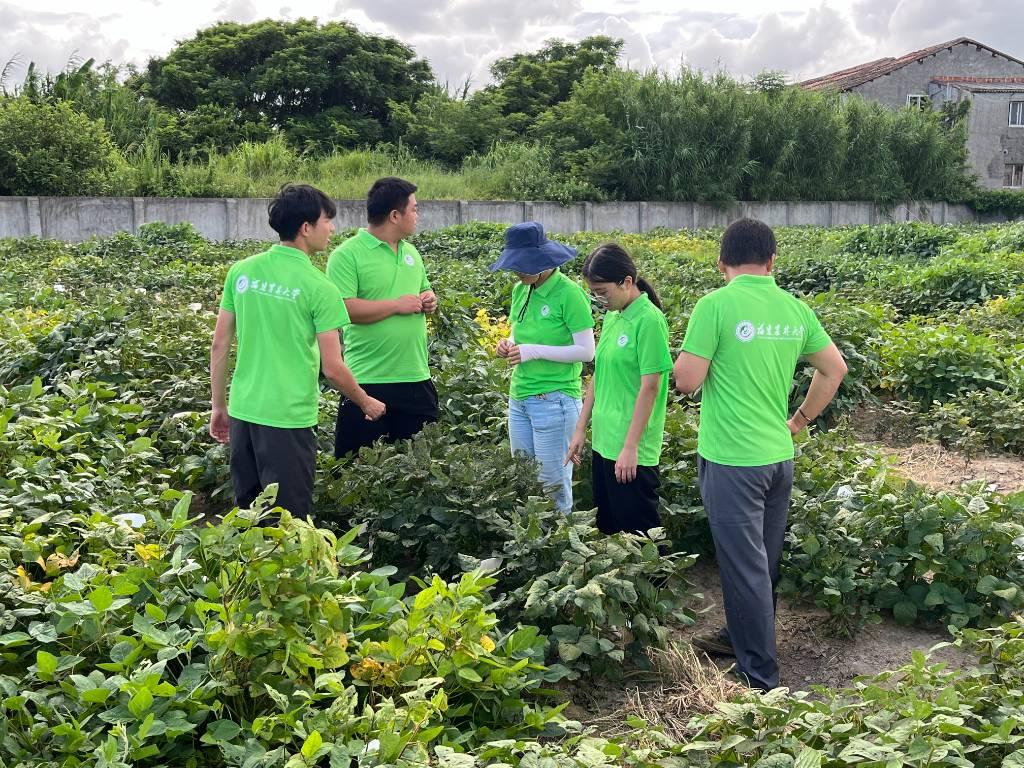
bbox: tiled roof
[933,76,1024,94]
[932,76,1024,84]
[799,38,1024,91]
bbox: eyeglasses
[586,280,623,308]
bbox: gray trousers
[698,456,793,691]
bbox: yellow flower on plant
[135,543,162,562]
[479,635,496,653]
[350,657,384,681]
[473,308,511,351]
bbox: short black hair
[720,218,777,267]
[367,177,417,225]
[268,184,337,241]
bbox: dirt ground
[566,560,970,736]
[567,413,1022,733]
[677,561,968,691]
[850,405,1024,494]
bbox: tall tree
[139,18,434,152]
[487,36,623,120]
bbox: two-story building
[800,38,1024,189]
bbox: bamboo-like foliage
[534,68,974,203]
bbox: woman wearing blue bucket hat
[490,221,595,513]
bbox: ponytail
[635,276,663,311]
[584,242,663,310]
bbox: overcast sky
[1,0,1022,89]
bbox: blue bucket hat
[488,221,576,273]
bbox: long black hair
[582,243,663,310]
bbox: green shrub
[462,142,605,204]
[0,98,123,195]
[774,251,886,294]
[881,256,1024,316]
[969,188,1024,218]
[919,388,1024,456]
[678,619,1024,767]
[790,295,888,417]
[841,222,959,260]
[317,423,551,575]
[876,321,1017,403]
[783,471,1024,633]
[0,493,567,767]
[499,513,696,679]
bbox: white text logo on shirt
[752,322,805,340]
[237,275,301,302]
[617,334,629,347]
[735,321,755,342]
[404,253,415,266]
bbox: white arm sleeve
[518,329,595,364]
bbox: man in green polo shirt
[210,184,385,519]
[673,218,847,691]
[327,177,438,457]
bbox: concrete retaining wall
[0,196,1009,242]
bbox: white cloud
[0,0,1020,90]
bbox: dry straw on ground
[583,643,744,741]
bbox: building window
[906,94,929,110]
[1010,101,1024,127]
[1006,163,1024,188]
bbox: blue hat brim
[488,240,577,273]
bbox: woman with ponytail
[565,243,672,534]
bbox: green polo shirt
[592,293,672,466]
[220,244,349,428]
[326,229,431,384]
[681,274,831,466]
[510,270,594,400]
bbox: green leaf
[966,542,987,564]
[456,667,483,683]
[129,436,153,454]
[1004,750,1024,767]
[993,586,1019,601]
[203,719,241,743]
[801,535,821,556]
[81,688,112,704]
[88,585,114,612]
[893,601,918,624]
[129,688,153,718]
[794,747,824,768]
[557,642,584,662]
[264,684,290,711]
[36,650,58,680]
[0,632,32,648]
[977,575,1000,595]
[302,731,324,760]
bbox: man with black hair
[327,176,439,457]
[672,217,848,691]
[210,183,386,519]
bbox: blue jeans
[509,392,582,513]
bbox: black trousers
[334,379,439,458]
[592,452,661,535]
[229,417,317,519]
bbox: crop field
[3,220,1024,767]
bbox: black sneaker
[693,628,735,657]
